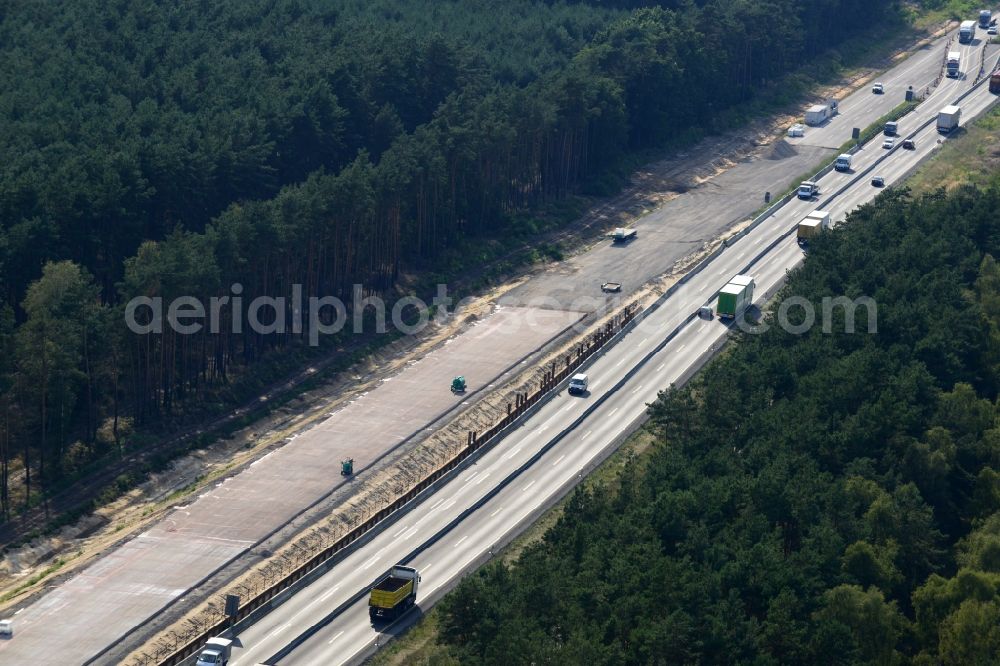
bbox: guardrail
[134,42,1000,666]
[132,301,640,666]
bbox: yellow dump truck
[369,565,420,622]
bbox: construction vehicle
[609,228,637,243]
[937,105,961,133]
[341,458,354,476]
[716,275,755,320]
[195,637,232,666]
[369,565,420,622]
[960,19,976,43]
[450,376,467,393]
[797,210,831,247]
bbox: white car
[988,26,998,35]
[872,82,884,94]
[787,123,805,137]
[882,137,895,149]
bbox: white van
[568,374,589,395]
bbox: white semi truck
[959,19,976,43]
[947,51,961,77]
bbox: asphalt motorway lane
[505,24,956,313]
[233,49,1000,666]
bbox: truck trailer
[947,51,961,77]
[937,105,962,133]
[609,227,637,243]
[717,275,755,320]
[797,211,831,247]
[804,103,834,126]
[960,20,976,43]
[369,565,420,622]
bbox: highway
[787,27,975,150]
[224,42,1000,666]
[0,22,984,666]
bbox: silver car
[882,137,895,149]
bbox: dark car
[871,176,885,187]
[902,139,915,150]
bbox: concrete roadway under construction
[0,307,582,665]
[0,22,951,666]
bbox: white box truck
[937,105,961,133]
[834,154,852,172]
[196,637,232,666]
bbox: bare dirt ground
[0,16,956,658]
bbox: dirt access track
[0,19,953,666]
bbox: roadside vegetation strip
[126,303,641,666]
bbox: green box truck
[716,275,755,319]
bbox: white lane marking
[523,480,536,492]
[402,526,419,540]
[392,524,409,538]
[563,404,574,412]
[552,454,566,467]
[615,358,625,367]
[755,236,765,244]
[422,562,435,573]
[538,424,550,434]
[328,630,345,645]
[678,343,687,351]
[475,471,491,485]
[609,407,619,416]
[455,535,469,548]
[490,506,504,517]
[582,430,592,440]
[318,584,342,602]
[267,623,291,640]
[429,498,444,511]
[503,446,522,460]
[442,499,457,511]
[631,384,644,394]
[362,550,384,570]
